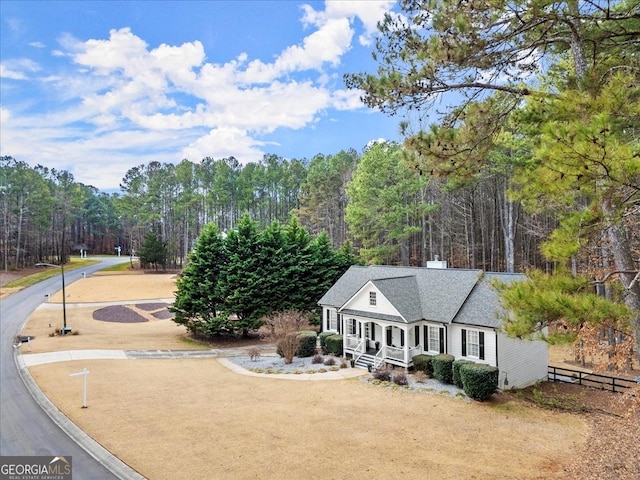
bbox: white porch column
[403,325,409,366]
[341,314,346,359]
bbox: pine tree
[171,223,228,337]
[138,232,167,270]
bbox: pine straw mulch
[509,381,639,480]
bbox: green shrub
[452,359,475,388]
[325,334,343,356]
[431,354,455,384]
[296,330,318,357]
[319,331,336,354]
[460,363,499,401]
[412,354,434,377]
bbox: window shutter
[424,326,429,350]
[337,314,341,334]
[414,326,420,347]
[400,329,405,347]
[461,329,467,356]
[439,328,445,354]
[479,331,485,360]
[386,327,392,346]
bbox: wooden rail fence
[548,365,638,393]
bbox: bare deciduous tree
[259,310,313,364]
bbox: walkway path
[18,348,368,381]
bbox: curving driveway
[0,257,143,479]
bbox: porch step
[354,360,370,370]
[354,353,376,370]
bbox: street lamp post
[36,262,68,334]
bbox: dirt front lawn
[30,359,586,480]
[14,270,631,479]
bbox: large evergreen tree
[345,141,433,265]
[219,214,267,335]
[171,223,228,338]
[171,216,356,339]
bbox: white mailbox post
[69,368,90,408]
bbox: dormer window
[369,291,377,306]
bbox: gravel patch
[151,309,174,320]
[136,302,170,311]
[227,354,467,398]
[228,354,347,373]
[93,305,148,323]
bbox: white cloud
[0,63,25,80]
[239,17,353,84]
[0,107,10,123]
[318,1,395,46]
[0,58,40,80]
[181,127,267,164]
[5,17,25,34]
[1,1,397,189]
[64,26,338,137]
[330,88,367,110]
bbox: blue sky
[1,0,402,191]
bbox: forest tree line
[2,147,559,274]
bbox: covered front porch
[343,318,421,370]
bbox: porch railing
[386,346,404,362]
[373,348,385,370]
[353,339,365,364]
[383,345,422,364]
[346,337,422,367]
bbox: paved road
[0,257,142,479]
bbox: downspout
[495,330,499,369]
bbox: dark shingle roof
[371,276,421,323]
[318,265,492,325]
[454,272,525,328]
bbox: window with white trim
[462,328,484,360]
[428,326,440,352]
[369,291,377,306]
[329,312,337,331]
[348,318,357,335]
[466,329,480,357]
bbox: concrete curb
[14,348,147,480]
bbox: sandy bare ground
[30,359,586,480]
[20,273,190,353]
[19,272,590,479]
